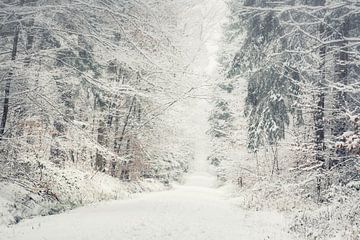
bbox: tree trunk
[314,22,326,163]
[95,118,107,171]
[0,0,27,141]
[24,19,35,66]
[0,24,20,140]
[114,96,136,153]
[331,16,350,165]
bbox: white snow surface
[0,172,293,240]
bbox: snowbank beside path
[0,165,166,226]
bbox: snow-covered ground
[0,166,166,226]
[0,171,293,240]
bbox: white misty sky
[174,0,227,172]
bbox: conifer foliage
[213,1,360,238]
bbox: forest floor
[0,170,293,240]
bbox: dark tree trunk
[126,138,131,155]
[138,104,141,122]
[95,118,107,171]
[0,24,20,140]
[24,19,35,66]
[314,21,326,163]
[333,23,349,136]
[0,0,28,141]
[331,17,350,164]
[114,96,136,153]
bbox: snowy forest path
[0,1,292,239]
[1,171,293,240]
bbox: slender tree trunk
[24,19,35,67]
[314,24,326,162]
[114,96,136,153]
[271,144,279,175]
[0,0,27,141]
[126,139,131,155]
[314,0,327,164]
[332,17,350,164]
[95,118,107,171]
[0,24,21,140]
[137,103,141,122]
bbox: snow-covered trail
[1,173,293,240]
